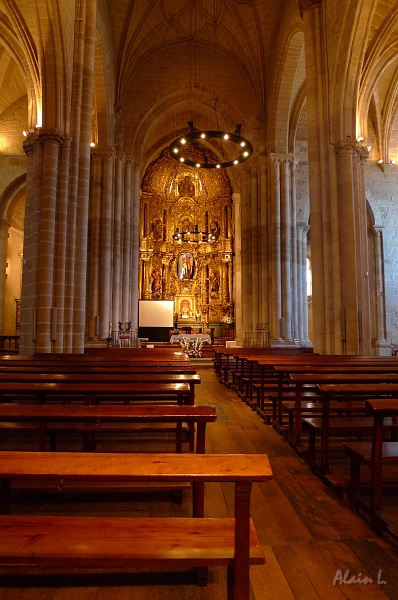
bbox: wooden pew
[0,372,201,406]
[0,362,197,374]
[0,452,272,600]
[0,403,217,453]
[235,354,395,422]
[344,399,398,535]
[0,380,200,449]
[307,382,398,475]
[0,404,217,507]
[282,370,398,450]
[0,381,192,405]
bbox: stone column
[250,165,259,327]
[53,135,72,351]
[20,131,42,355]
[335,141,362,354]
[297,224,310,344]
[269,154,282,342]
[99,151,115,339]
[112,153,124,327]
[258,157,269,326]
[280,157,292,340]
[355,145,371,354]
[290,159,299,340]
[122,158,133,321]
[87,152,103,339]
[232,191,243,343]
[373,226,389,354]
[300,0,341,354]
[131,162,141,332]
[71,0,97,354]
[240,167,252,333]
[0,218,9,335]
[35,130,64,353]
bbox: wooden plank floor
[1,365,398,599]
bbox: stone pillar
[373,226,389,354]
[122,158,133,321]
[355,145,371,354]
[297,224,310,344]
[20,131,42,355]
[112,153,124,327]
[258,157,269,326]
[87,152,103,339]
[290,159,299,340]
[53,135,72,352]
[240,167,252,333]
[35,130,64,353]
[71,0,97,354]
[0,218,9,335]
[335,141,371,354]
[300,0,343,354]
[250,165,259,327]
[280,157,292,340]
[232,191,243,343]
[99,151,115,339]
[131,162,141,332]
[269,154,282,341]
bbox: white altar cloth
[170,333,212,344]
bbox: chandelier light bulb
[169,129,253,169]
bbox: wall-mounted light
[377,159,396,172]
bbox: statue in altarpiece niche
[178,175,195,197]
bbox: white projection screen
[138,300,174,328]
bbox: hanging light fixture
[172,223,217,243]
[169,0,253,169]
[170,126,253,169]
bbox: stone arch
[331,1,377,140]
[0,174,26,220]
[0,18,39,129]
[130,85,254,190]
[0,174,26,336]
[94,0,116,149]
[272,31,306,153]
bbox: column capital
[298,0,322,18]
[231,192,241,205]
[335,139,369,161]
[269,152,294,164]
[91,149,116,161]
[335,140,357,155]
[23,128,65,154]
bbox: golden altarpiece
[139,149,234,336]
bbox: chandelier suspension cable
[169,0,253,169]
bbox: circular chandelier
[169,127,253,169]
[172,224,217,243]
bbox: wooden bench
[0,452,272,600]
[0,381,192,405]
[344,400,398,535]
[0,404,217,506]
[277,370,398,450]
[315,383,398,473]
[302,415,398,476]
[0,403,217,453]
[0,372,201,406]
[283,399,366,445]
